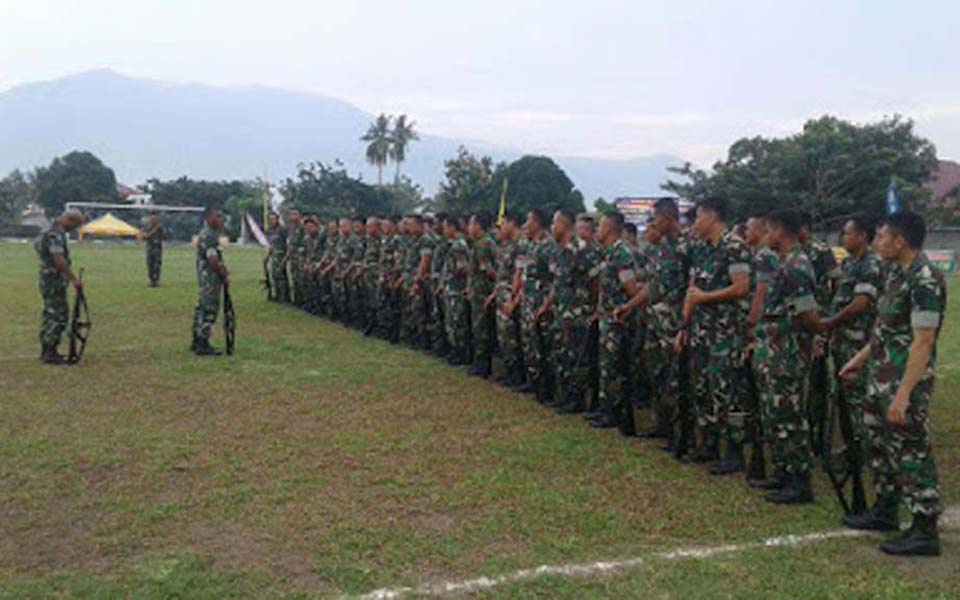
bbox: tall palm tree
[361,114,392,186]
[390,115,419,183]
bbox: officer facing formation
[191,207,229,356]
[34,210,85,364]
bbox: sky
[1,0,959,167]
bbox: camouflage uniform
[495,236,523,372]
[801,238,839,450]
[302,231,325,312]
[745,245,780,441]
[332,233,353,320]
[596,238,637,417]
[267,223,290,302]
[361,234,382,328]
[400,233,432,345]
[865,253,945,517]
[348,233,367,325]
[192,223,224,343]
[829,249,883,439]
[753,245,817,477]
[35,224,71,349]
[470,232,498,368]
[688,230,752,442]
[144,224,164,285]
[550,237,600,401]
[430,232,450,351]
[444,234,471,352]
[645,234,689,432]
[287,224,306,306]
[318,232,338,315]
[520,234,556,387]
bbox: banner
[245,212,269,248]
[925,249,955,273]
[615,197,694,230]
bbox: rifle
[261,256,274,301]
[823,372,866,515]
[672,341,694,459]
[742,361,766,481]
[223,280,236,356]
[66,269,91,365]
[585,320,600,413]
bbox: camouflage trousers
[193,276,222,342]
[755,355,812,476]
[864,388,940,517]
[39,274,68,348]
[598,316,628,415]
[146,248,162,284]
[691,337,746,442]
[553,316,590,400]
[362,276,380,327]
[269,255,290,302]
[317,273,333,315]
[645,330,677,431]
[378,281,400,339]
[520,301,551,385]
[400,283,427,344]
[289,258,304,306]
[471,291,495,365]
[428,282,446,351]
[832,339,868,445]
[445,292,470,351]
[495,300,522,370]
[332,275,348,319]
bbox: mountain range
[0,69,682,203]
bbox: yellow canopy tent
[78,212,141,241]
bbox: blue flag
[886,181,902,215]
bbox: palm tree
[390,114,419,183]
[361,114,392,186]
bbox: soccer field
[1,241,959,598]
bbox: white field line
[356,507,960,600]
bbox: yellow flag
[497,178,509,226]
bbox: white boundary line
[355,528,871,599]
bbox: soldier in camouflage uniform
[442,215,471,364]
[400,216,432,348]
[266,212,290,303]
[359,217,382,334]
[468,212,498,377]
[316,220,339,315]
[681,197,751,473]
[518,209,557,403]
[428,214,451,356]
[143,214,164,287]
[192,207,229,356]
[748,209,821,503]
[35,211,84,364]
[378,217,403,341]
[301,216,324,314]
[286,208,306,306]
[331,219,353,322]
[586,212,641,428]
[818,215,883,448]
[492,214,524,387]
[840,213,945,556]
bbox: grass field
[1,240,959,598]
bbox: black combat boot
[745,442,767,482]
[40,345,65,365]
[554,390,585,414]
[194,339,223,356]
[843,498,900,531]
[687,433,719,463]
[748,467,788,490]
[880,513,941,557]
[709,441,744,476]
[468,358,492,378]
[764,472,814,505]
[447,347,467,366]
[637,426,671,440]
[618,404,637,437]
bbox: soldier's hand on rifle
[70,275,83,290]
[674,330,688,353]
[534,302,549,321]
[484,291,496,308]
[812,334,827,358]
[887,392,909,427]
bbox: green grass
[1,240,959,598]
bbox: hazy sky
[2,0,959,166]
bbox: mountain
[0,70,681,203]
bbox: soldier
[429,214,451,356]
[143,214,164,287]
[492,214,525,387]
[748,209,820,503]
[331,218,353,321]
[643,199,689,445]
[192,207,229,356]
[679,197,751,472]
[839,212,945,556]
[317,220,339,316]
[400,216,432,348]
[35,210,85,364]
[357,216,382,334]
[286,208,306,306]
[266,212,290,303]
[443,215,471,364]
[468,211,498,378]
[818,215,883,450]
[586,212,641,428]
[517,209,557,403]
[301,216,323,313]
[378,216,402,341]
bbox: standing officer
[492,214,524,388]
[192,207,229,356]
[35,210,84,364]
[143,214,164,287]
[286,208,306,306]
[468,211,498,378]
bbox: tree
[280,160,392,219]
[382,175,428,215]
[662,115,938,224]
[389,115,419,183]
[34,151,117,217]
[361,114,392,186]
[490,155,586,217]
[0,170,35,226]
[593,197,617,215]
[434,146,502,214]
[143,177,259,239]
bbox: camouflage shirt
[195,223,223,285]
[597,238,637,313]
[268,224,287,258]
[379,234,401,282]
[287,224,306,265]
[35,224,70,280]
[304,232,324,263]
[689,229,751,345]
[801,239,838,310]
[495,237,521,303]
[549,239,577,317]
[361,235,382,284]
[404,233,433,285]
[754,245,817,373]
[444,235,470,295]
[521,235,556,303]
[144,225,164,252]
[648,234,689,338]
[334,233,353,276]
[868,253,946,400]
[830,249,883,347]
[470,232,497,298]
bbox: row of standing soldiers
[263,200,945,557]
